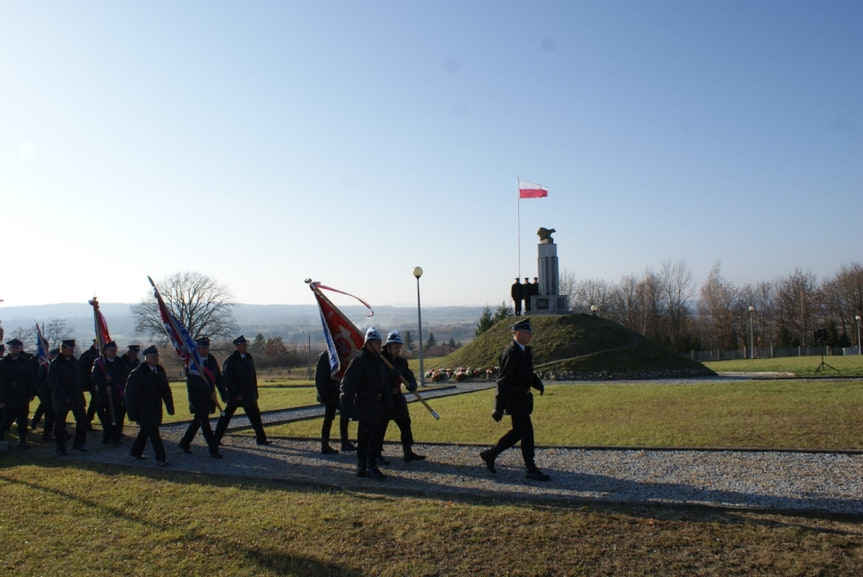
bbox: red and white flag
[518,180,548,199]
[307,280,373,380]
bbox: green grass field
[7,364,859,575]
[705,355,863,376]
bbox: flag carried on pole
[306,280,372,380]
[35,323,50,369]
[518,179,548,199]
[88,297,112,355]
[147,276,214,386]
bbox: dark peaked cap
[510,318,533,332]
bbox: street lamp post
[413,266,425,386]
[856,315,861,356]
[749,306,755,360]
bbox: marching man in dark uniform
[214,335,271,446]
[31,347,57,441]
[341,327,390,479]
[480,318,550,481]
[119,344,141,373]
[510,277,524,315]
[0,338,35,448]
[78,339,100,430]
[91,341,129,445]
[380,330,425,463]
[178,337,223,458]
[315,350,354,454]
[125,345,174,466]
[50,339,89,455]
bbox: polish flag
[518,180,548,198]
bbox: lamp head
[413,266,423,279]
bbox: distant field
[704,355,863,376]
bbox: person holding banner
[91,341,128,445]
[125,346,175,466]
[340,327,390,479]
[315,350,355,454]
[214,336,271,446]
[380,330,425,463]
[178,337,223,458]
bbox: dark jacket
[0,352,35,407]
[222,350,258,405]
[125,362,174,426]
[495,340,542,417]
[185,354,222,414]
[510,281,524,300]
[91,356,130,401]
[77,346,99,393]
[315,351,339,407]
[50,354,85,410]
[381,350,417,421]
[340,348,390,422]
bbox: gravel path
[22,378,863,517]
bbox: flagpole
[516,177,521,279]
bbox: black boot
[404,448,426,462]
[480,448,498,474]
[525,466,550,481]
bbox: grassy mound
[427,313,715,380]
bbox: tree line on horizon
[557,259,863,353]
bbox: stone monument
[529,227,569,315]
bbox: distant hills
[0,302,486,350]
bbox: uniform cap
[127,344,141,353]
[510,318,533,333]
[61,339,76,349]
[233,335,248,345]
[103,341,117,350]
[5,338,23,347]
[196,337,211,347]
[385,330,403,345]
[364,326,382,344]
[142,345,159,356]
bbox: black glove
[492,410,503,422]
[534,375,544,395]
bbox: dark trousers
[321,403,350,448]
[513,299,522,315]
[55,406,88,452]
[180,411,219,454]
[214,402,267,443]
[357,417,383,470]
[96,397,125,443]
[491,412,536,468]
[130,424,166,461]
[2,404,29,442]
[381,414,414,456]
[33,396,55,440]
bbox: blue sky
[1,1,860,309]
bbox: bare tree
[698,261,738,351]
[659,259,694,350]
[132,272,237,344]
[820,262,863,341]
[775,268,819,347]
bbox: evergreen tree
[475,305,494,337]
[403,330,415,353]
[424,332,437,351]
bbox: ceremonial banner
[88,297,112,354]
[307,280,371,380]
[148,276,214,385]
[35,323,50,369]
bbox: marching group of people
[0,334,271,467]
[2,317,551,482]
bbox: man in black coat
[214,335,270,446]
[315,350,354,454]
[30,347,57,441]
[78,340,99,429]
[125,345,174,465]
[380,330,425,463]
[91,341,129,445]
[510,277,524,315]
[480,318,550,481]
[119,344,141,373]
[0,338,35,447]
[178,337,223,458]
[340,327,390,479]
[50,339,89,455]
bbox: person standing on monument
[510,277,524,315]
[480,318,550,481]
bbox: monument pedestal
[529,231,569,315]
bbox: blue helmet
[385,330,403,345]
